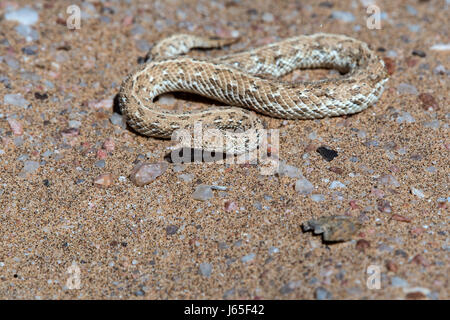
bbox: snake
[118,33,388,154]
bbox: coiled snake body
[119,33,388,154]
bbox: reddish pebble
[391,214,412,223]
[93,173,114,188]
[418,93,439,111]
[102,138,115,152]
[405,57,418,67]
[122,15,134,26]
[386,260,398,272]
[349,200,359,210]
[406,292,426,300]
[329,166,343,174]
[410,227,425,235]
[382,57,396,75]
[224,200,238,212]
[355,239,370,252]
[60,127,80,137]
[97,149,107,159]
[411,254,430,267]
[7,119,23,135]
[129,162,168,186]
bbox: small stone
[157,93,176,106]
[329,167,343,174]
[280,280,301,295]
[310,194,325,202]
[391,276,409,288]
[377,199,392,213]
[262,12,274,22]
[60,128,80,137]
[315,287,332,300]
[4,94,30,108]
[411,254,430,267]
[241,253,256,263]
[405,292,426,300]
[93,173,113,188]
[396,83,418,95]
[412,50,426,57]
[5,7,39,25]
[378,174,400,188]
[177,173,194,182]
[7,119,23,135]
[386,260,398,272]
[355,239,370,252]
[129,162,168,186]
[331,11,355,22]
[278,162,302,178]
[165,225,178,235]
[97,149,107,160]
[102,138,115,152]
[68,120,81,129]
[22,160,40,174]
[192,184,213,201]
[295,178,314,195]
[89,99,113,110]
[418,93,439,111]
[94,160,106,168]
[391,214,412,223]
[411,187,425,199]
[430,43,450,51]
[199,263,213,277]
[109,113,126,128]
[329,180,346,189]
[316,146,338,161]
[382,57,396,75]
[224,200,238,212]
[396,111,416,123]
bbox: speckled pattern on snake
[118,33,389,154]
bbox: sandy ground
[0,0,448,299]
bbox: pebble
[377,200,392,213]
[102,138,115,152]
[330,11,355,22]
[22,45,38,55]
[165,225,178,235]
[262,12,274,22]
[241,253,256,263]
[4,94,30,108]
[90,99,113,110]
[412,49,426,58]
[315,287,332,300]
[68,120,81,129]
[310,194,325,202]
[177,173,194,182]
[378,174,400,188]
[396,83,418,95]
[329,180,346,189]
[22,160,40,174]
[397,111,416,123]
[157,94,176,105]
[15,24,39,42]
[295,178,314,195]
[356,239,370,252]
[280,281,301,295]
[94,160,106,168]
[391,276,409,288]
[411,187,425,198]
[316,146,338,161]
[7,119,23,135]
[129,162,168,186]
[278,162,302,178]
[109,113,126,129]
[192,184,213,201]
[224,200,238,212]
[5,7,39,25]
[418,93,439,111]
[430,43,450,51]
[199,263,212,277]
[93,173,113,188]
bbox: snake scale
[118,33,388,154]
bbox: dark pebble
[166,225,179,235]
[319,1,334,8]
[377,47,386,52]
[316,146,338,161]
[22,46,38,55]
[43,179,50,187]
[137,56,147,64]
[412,50,426,57]
[35,92,48,100]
